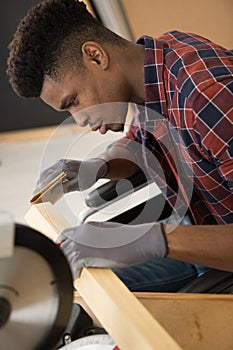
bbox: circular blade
[0,224,73,350]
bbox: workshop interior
[0,1,233,349]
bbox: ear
[82,41,109,70]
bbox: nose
[72,111,89,127]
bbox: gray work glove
[57,221,169,279]
[33,158,109,195]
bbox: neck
[111,42,145,104]
[127,43,146,104]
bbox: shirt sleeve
[192,80,233,190]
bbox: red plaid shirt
[112,31,233,224]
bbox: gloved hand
[57,221,169,279]
[33,158,109,195]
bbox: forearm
[165,223,233,272]
[100,146,140,180]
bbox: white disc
[60,334,116,349]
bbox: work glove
[57,221,169,279]
[33,158,109,195]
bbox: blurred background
[1,0,232,132]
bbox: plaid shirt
[112,31,233,224]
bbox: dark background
[0,1,69,132]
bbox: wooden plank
[74,290,233,350]
[74,268,182,350]
[135,292,233,301]
[24,202,70,240]
[137,292,233,350]
[29,172,67,205]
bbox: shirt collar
[136,35,168,120]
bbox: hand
[33,158,109,195]
[57,221,168,278]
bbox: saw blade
[0,224,73,350]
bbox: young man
[7,0,233,291]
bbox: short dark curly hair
[6,0,128,98]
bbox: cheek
[90,78,120,103]
[80,82,105,105]
[79,78,129,110]
[105,82,130,103]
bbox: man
[7,0,233,291]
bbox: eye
[69,96,77,108]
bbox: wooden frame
[75,267,181,350]
[25,202,233,349]
[74,271,233,350]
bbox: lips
[91,125,100,131]
[91,123,102,132]
[90,118,102,131]
[92,123,107,134]
[90,121,107,134]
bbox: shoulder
[159,31,233,85]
